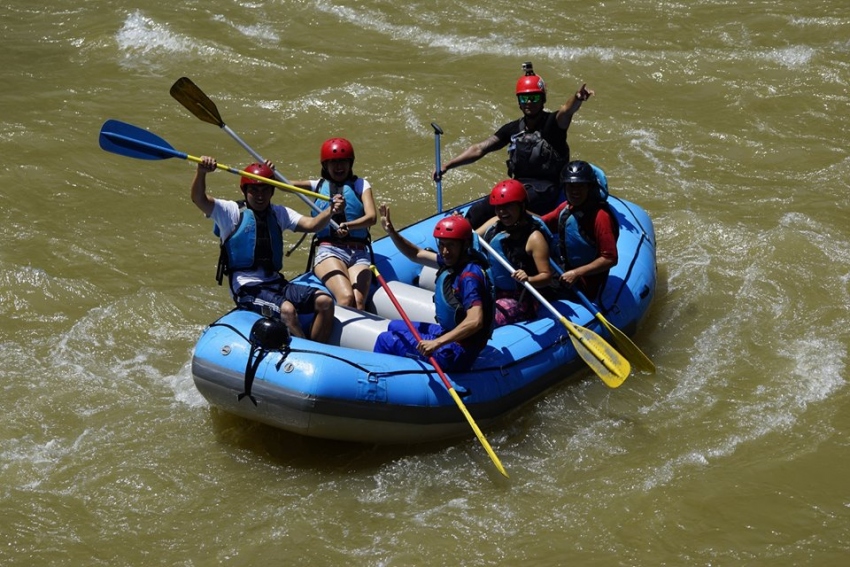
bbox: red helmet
[516,73,546,98]
[433,216,473,241]
[489,179,527,206]
[320,138,355,162]
[241,162,275,188]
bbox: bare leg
[310,292,335,343]
[348,263,373,311]
[314,256,356,308]
[279,300,305,338]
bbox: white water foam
[116,11,197,57]
[762,45,817,68]
[0,430,92,491]
[212,14,280,42]
[165,357,208,409]
[312,0,620,62]
[627,209,849,494]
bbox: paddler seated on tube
[288,137,377,311]
[374,207,495,372]
[538,160,618,300]
[191,156,344,343]
[476,179,554,327]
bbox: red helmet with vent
[489,179,527,206]
[516,74,546,96]
[320,138,355,162]
[240,162,275,188]
[433,216,473,241]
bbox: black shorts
[236,278,326,316]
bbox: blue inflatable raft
[190,195,656,444]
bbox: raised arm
[190,156,217,217]
[555,84,595,130]
[380,204,438,268]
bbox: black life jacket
[506,118,568,182]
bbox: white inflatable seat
[330,306,390,351]
[417,265,438,291]
[371,281,437,323]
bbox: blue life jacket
[312,178,370,242]
[556,163,614,269]
[216,202,283,285]
[483,214,554,292]
[557,202,618,269]
[433,257,495,346]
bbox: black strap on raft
[238,346,266,406]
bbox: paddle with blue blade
[98,119,328,202]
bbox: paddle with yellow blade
[370,264,509,479]
[98,119,328,202]
[168,77,339,229]
[549,260,655,373]
[477,238,631,388]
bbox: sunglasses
[517,93,543,104]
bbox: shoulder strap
[557,207,571,265]
[482,222,501,243]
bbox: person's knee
[336,289,355,308]
[315,292,334,313]
[279,301,297,322]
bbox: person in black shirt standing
[435,62,594,228]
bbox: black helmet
[560,161,597,185]
[249,317,291,350]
